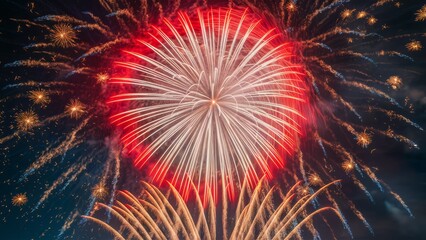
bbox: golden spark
[357,11,367,19]
[12,193,28,206]
[341,9,354,19]
[356,131,372,148]
[29,90,50,106]
[66,99,85,118]
[387,76,402,90]
[50,24,77,47]
[96,73,110,84]
[406,40,422,51]
[415,5,426,22]
[16,111,39,131]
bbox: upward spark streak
[84,179,344,240]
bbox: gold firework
[415,5,426,21]
[92,184,108,199]
[342,161,355,173]
[357,131,372,148]
[12,193,28,206]
[341,9,354,19]
[29,90,50,106]
[50,24,77,48]
[367,17,377,25]
[96,73,109,84]
[357,11,367,19]
[66,99,85,118]
[16,111,39,131]
[406,40,422,51]
[308,173,322,186]
[387,76,403,90]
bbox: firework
[50,24,77,48]
[387,75,403,90]
[66,99,86,118]
[15,111,39,131]
[406,40,422,51]
[367,17,377,25]
[96,73,110,84]
[356,131,372,148]
[415,5,426,22]
[356,11,367,19]
[12,193,28,206]
[92,184,108,199]
[109,8,309,202]
[84,179,344,240]
[341,9,354,19]
[1,0,422,238]
[29,90,51,106]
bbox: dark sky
[0,0,425,239]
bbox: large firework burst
[110,8,310,202]
[0,0,423,238]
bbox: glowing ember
[12,193,28,206]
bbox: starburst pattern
[50,24,77,48]
[15,111,39,131]
[110,8,309,201]
[415,5,426,21]
[406,40,422,51]
[12,193,28,206]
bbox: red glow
[108,8,312,204]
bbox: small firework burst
[286,2,297,12]
[342,161,355,173]
[308,173,322,186]
[367,17,377,25]
[16,111,39,131]
[50,24,77,48]
[341,9,354,19]
[66,99,85,118]
[356,131,372,148]
[297,185,311,196]
[406,40,422,51]
[357,11,367,19]
[92,185,108,199]
[29,90,50,106]
[415,5,426,21]
[96,73,109,84]
[12,193,28,206]
[387,75,403,90]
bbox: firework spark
[415,5,426,21]
[66,99,86,118]
[356,131,372,148]
[12,193,28,206]
[50,24,77,48]
[387,75,403,90]
[96,73,110,84]
[92,184,108,199]
[406,40,422,51]
[15,111,39,131]
[29,90,51,106]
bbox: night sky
[0,0,425,239]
